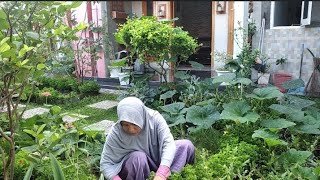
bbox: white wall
[214,1,246,70]
[233,1,245,59]
[214,3,228,69]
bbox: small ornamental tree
[0,2,85,179]
[115,16,198,83]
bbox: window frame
[270,1,312,29]
[301,1,312,26]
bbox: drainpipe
[87,1,97,77]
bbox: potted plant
[214,51,235,77]
[114,16,198,83]
[108,58,127,78]
[254,56,270,85]
[118,72,130,86]
[276,57,287,72]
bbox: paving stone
[99,88,125,95]
[87,100,118,110]
[0,104,26,113]
[60,113,89,123]
[22,107,50,119]
[83,120,115,134]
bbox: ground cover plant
[123,73,320,179]
[1,2,320,178]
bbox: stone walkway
[10,99,119,134]
[0,104,26,113]
[83,120,114,134]
[87,100,118,110]
[99,88,125,95]
[61,113,89,123]
[22,107,50,119]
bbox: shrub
[79,81,100,96]
[38,76,79,93]
[169,142,258,179]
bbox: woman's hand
[153,175,165,180]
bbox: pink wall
[72,2,106,78]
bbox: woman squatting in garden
[100,97,195,180]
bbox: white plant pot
[216,70,234,77]
[118,72,130,86]
[257,73,270,85]
[148,61,169,72]
[147,61,169,81]
[109,67,121,78]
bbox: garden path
[10,100,118,133]
[18,99,119,134]
[87,100,118,110]
[61,113,89,123]
[0,104,26,113]
[85,99,118,134]
[83,120,115,134]
[22,107,49,119]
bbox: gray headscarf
[100,97,176,179]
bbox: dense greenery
[123,72,320,179]
[115,16,198,83]
[1,2,320,179]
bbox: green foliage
[38,76,79,93]
[23,163,35,180]
[186,104,220,131]
[282,79,305,90]
[0,2,86,178]
[170,27,198,62]
[260,118,296,129]
[246,87,283,100]
[170,142,258,179]
[276,57,287,65]
[188,128,221,154]
[178,76,215,107]
[109,58,127,67]
[115,16,198,64]
[78,81,100,96]
[118,74,158,107]
[220,101,260,123]
[115,16,172,62]
[49,153,65,180]
[252,129,288,147]
[279,149,312,166]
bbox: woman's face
[120,121,141,136]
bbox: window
[301,1,312,25]
[270,1,312,28]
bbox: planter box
[109,67,121,78]
[257,73,270,85]
[118,72,130,86]
[272,72,292,93]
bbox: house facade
[251,1,320,83]
[71,1,250,80]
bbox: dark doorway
[174,0,212,66]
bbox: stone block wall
[263,27,320,83]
